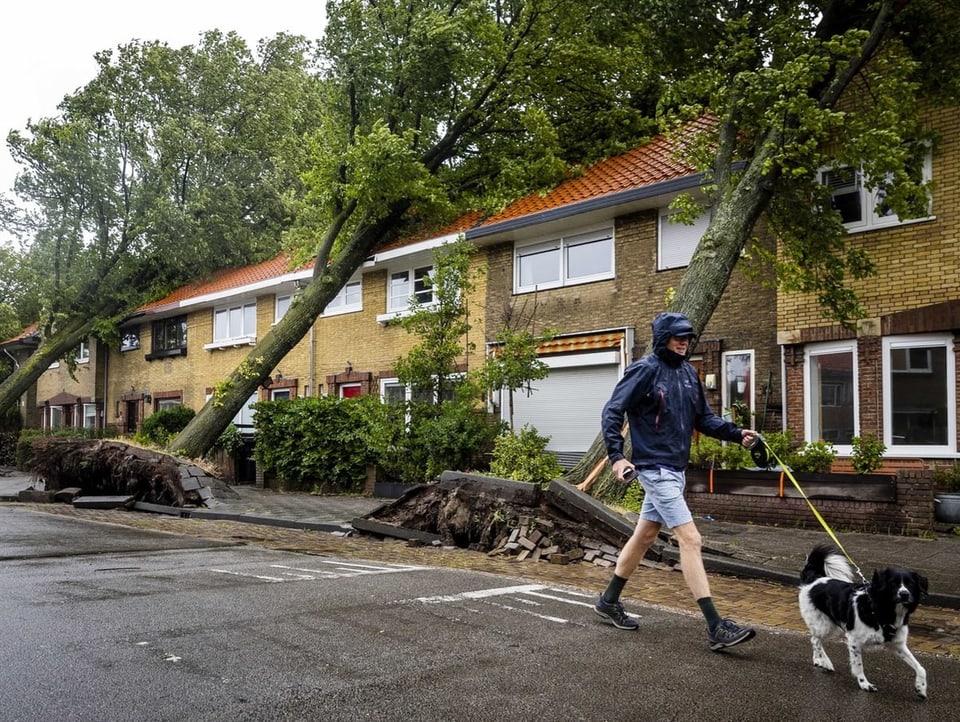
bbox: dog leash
[754,435,869,585]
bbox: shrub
[850,433,886,474]
[932,462,960,492]
[689,436,723,469]
[789,439,837,473]
[136,406,196,447]
[489,425,563,484]
[254,395,384,493]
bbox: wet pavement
[4,466,959,657]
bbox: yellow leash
[757,436,869,585]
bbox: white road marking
[407,583,594,625]
[208,559,428,583]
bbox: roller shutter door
[507,363,620,461]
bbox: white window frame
[882,334,956,456]
[270,388,292,400]
[206,301,257,350]
[803,341,859,455]
[156,397,182,412]
[514,226,614,294]
[275,294,292,323]
[83,403,98,429]
[323,279,363,317]
[75,340,91,364]
[721,350,754,425]
[658,208,710,271]
[820,151,933,233]
[378,264,435,323]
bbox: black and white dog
[798,543,929,698]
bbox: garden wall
[685,468,935,534]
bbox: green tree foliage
[0,31,325,416]
[170,0,659,457]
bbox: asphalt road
[2,506,958,721]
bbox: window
[275,294,292,323]
[721,350,754,425]
[821,152,932,232]
[658,209,710,270]
[805,342,858,450]
[339,383,362,398]
[515,228,614,293]
[156,397,181,412]
[270,388,291,400]
[83,403,97,430]
[120,330,140,352]
[208,301,256,348]
[883,335,955,454]
[388,266,433,312]
[379,377,455,406]
[149,316,187,358]
[323,280,362,316]
[75,341,90,363]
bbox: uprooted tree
[564,0,960,493]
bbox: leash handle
[756,435,869,585]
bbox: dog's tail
[800,543,854,585]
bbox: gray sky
[1,1,326,205]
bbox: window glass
[276,295,291,322]
[721,350,753,425]
[887,341,950,447]
[807,347,856,445]
[214,302,256,341]
[121,330,140,352]
[517,243,561,288]
[566,235,613,279]
[157,397,181,412]
[153,316,187,352]
[83,404,97,429]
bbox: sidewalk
[3,467,959,608]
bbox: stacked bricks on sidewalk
[486,515,620,567]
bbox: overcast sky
[1,1,327,203]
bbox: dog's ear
[916,573,929,599]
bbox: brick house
[777,105,960,467]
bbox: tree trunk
[0,317,95,415]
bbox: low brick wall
[686,468,935,534]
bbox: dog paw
[915,682,927,700]
[858,681,878,693]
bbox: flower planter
[685,468,898,502]
[934,492,960,524]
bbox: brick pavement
[9,502,960,659]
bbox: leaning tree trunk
[0,317,95,416]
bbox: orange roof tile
[479,116,715,227]
[140,254,313,311]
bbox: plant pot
[934,492,960,524]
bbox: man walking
[594,311,759,651]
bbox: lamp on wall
[143,391,152,404]
[345,361,353,374]
[274,371,283,383]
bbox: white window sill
[204,336,257,350]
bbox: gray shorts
[637,467,693,529]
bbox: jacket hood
[651,312,695,354]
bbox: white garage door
[506,358,620,460]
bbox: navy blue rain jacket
[601,312,743,470]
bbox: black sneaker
[593,595,639,630]
[708,618,756,651]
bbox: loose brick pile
[485,514,621,567]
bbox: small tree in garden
[480,298,556,431]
